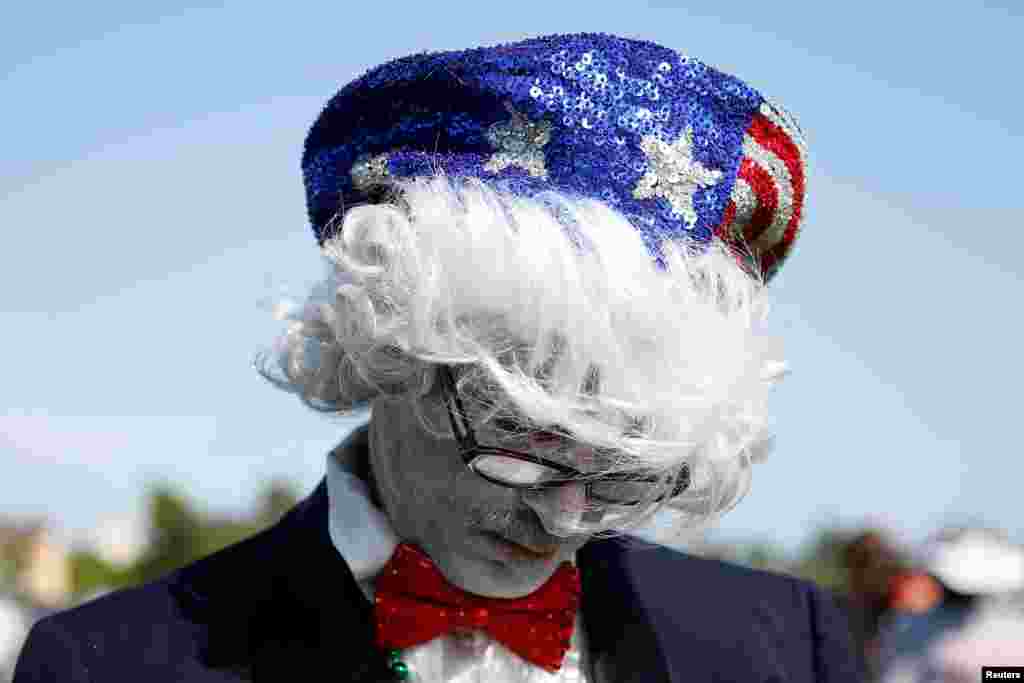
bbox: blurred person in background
[877,527,1024,682]
[14,34,859,682]
[842,531,909,678]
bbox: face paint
[521,482,587,537]
[367,395,590,598]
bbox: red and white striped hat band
[716,101,808,280]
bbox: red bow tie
[374,543,581,672]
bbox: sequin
[633,128,723,229]
[741,133,793,247]
[727,177,757,240]
[483,103,552,179]
[301,32,804,279]
[350,152,391,191]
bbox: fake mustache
[469,505,571,551]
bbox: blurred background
[3,1,1023,679]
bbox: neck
[333,423,386,510]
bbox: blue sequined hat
[302,33,807,279]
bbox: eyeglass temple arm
[439,365,479,449]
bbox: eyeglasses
[437,365,689,507]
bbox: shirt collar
[325,423,400,582]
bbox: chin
[446,546,569,599]
[458,570,550,599]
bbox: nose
[521,481,589,537]
[523,436,604,536]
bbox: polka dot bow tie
[374,543,581,672]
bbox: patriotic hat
[923,528,1024,596]
[302,33,807,280]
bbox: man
[841,531,907,676]
[877,527,1024,681]
[15,34,860,682]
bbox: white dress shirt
[325,429,594,683]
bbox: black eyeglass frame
[436,365,689,506]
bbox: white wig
[259,174,787,542]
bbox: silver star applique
[350,152,391,192]
[632,128,723,229]
[483,103,552,179]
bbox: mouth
[481,531,561,561]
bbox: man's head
[263,177,784,590]
[262,33,808,597]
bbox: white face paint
[367,393,591,599]
[521,482,587,536]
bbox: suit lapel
[579,537,674,683]
[171,480,398,681]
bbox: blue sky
[2,1,1022,551]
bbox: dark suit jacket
[14,481,860,682]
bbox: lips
[508,539,561,556]
[484,532,560,559]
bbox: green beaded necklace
[385,649,410,680]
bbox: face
[368,391,592,598]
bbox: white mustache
[471,506,569,549]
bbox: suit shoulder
[14,615,90,682]
[659,544,806,592]
[591,536,811,600]
[12,577,183,683]
[636,541,861,681]
[48,576,188,646]
[13,539,264,683]
[580,537,861,681]
[15,492,325,682]
[55,573,177,621]
[38,521,281,639]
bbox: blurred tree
[256,480,300,526]
[70,479,304,596]
[741,542,789,572]
[68,550,110,596]
[67,550,139,598]
[195,518,261,559]
[791,527,856,592]
[134,484,205,584]
[0,556,16,592]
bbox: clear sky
[2,1,1022,552]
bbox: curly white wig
[258,174,787,541]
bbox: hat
[924,527,1024,596]
[302,33,807,280]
